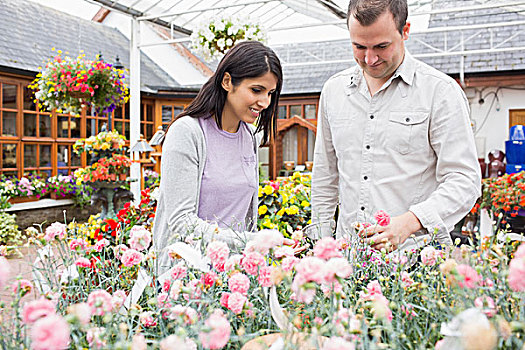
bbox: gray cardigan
[152,116,259,272]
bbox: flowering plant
[190,15,267,61]
[73,130,126,155]
[73,154,132,183]
[0,173,47,199]
[258,172,311,236]
[29,48,129,116]
[143,169,160,190]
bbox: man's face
[348,11,410,83]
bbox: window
[23,143,52,177]
[23,86,52,138]
[290,105,302,118]
[141,102,155,140]
[57,143,82,175]
[161,104,184,130]
[113,103,130,139]
[277,105,287,119]
[1,142,17,176]
[304,104,317,119]
[57,113,81,139]
[1,83,18,137]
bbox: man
[311,0,481,252]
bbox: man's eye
[377,45,387,49]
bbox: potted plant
[0,174,47,204]
[29,48,129,116]
[190,15,267,61]
[73,130,126,159]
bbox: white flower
[215,19,226,32]
[216,38,226,49]
[226,38,233,47]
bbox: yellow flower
[301,200,310,207]
[101,143,110,150]
[258,186,263,197]
[277,208,285,217]
[285,205,299,215]
[258,205,268,215]
[282,193,289,204]
[263,185,274,195]
[292,172,301,180]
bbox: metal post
[130,18,141,204]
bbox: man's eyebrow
[351,41,391,47]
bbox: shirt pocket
[388,111,430,154]
[242,154,257,189]
[329,115,355,154]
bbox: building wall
[467,86,525,161]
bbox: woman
[153,41,283,269]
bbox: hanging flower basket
[190,15,267,61]
[29,48,129,116]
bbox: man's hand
[361,211,422,252]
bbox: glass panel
[24,113,37,136]
[2,170,17,177]
[278,105,287,119]
[98,119,108,133]
[304,104,317,119]
[162,106,172,125]
[71,117,81,138]
[114,121,123,135]
[2,84,17,109]
[71,146,81,166]
[308,130,316,161]
[124,103,130,120]
[124,121,130,139]
[290,105,301,118]
[57,116,69,138]
[114,106,122,119]
[57,145,69,166]
[40,115,51,137]
[146,124,153,140]
[24,86,36,111]
[282,127,298,165]
[40,144,51,167]
[24,144,37,167]
[2,143,17,168]
[86,118,95,136]
[2,111,17,136]
[141,123,146,138]
[173,106,183,118]
[146,104,153,121]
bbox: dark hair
[168,41,282,146]
[347,0,408,34]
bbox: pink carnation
[93,239,109,252]
[274,246,294,258]
[31,315,70,350]
[224,254,242,272]
[295,257,328,284]
[456,264,481,289]
[68,302,91,325]
[258,265,273,287]
[12,279,33,296]
[120,249,143,267]
[44,222,67,241]
[69,238,87,251]
[282,256,299,272]
[170,305,198,325]
[170,262,187,280]
[509,244,525,292]
[160,335,197,350]
[86,327,106,349]
[313,237,342,260]
[128,225,152,251]
[326,258,353,280]
[228,273,250,295]
[112,290,127,309]
[220,292,230,308]
[206,241,230,265]
[227,292,246,314]
[474,295,496,318]
[75,257,91,268]
[203,271,219,288]
[374,210,391,227]
[199,310,231,349]
[0,256,10,289]
[139,311,157,327]
[421,246,438,266]
[87,289,113,316]
[22,297,56,324]
[241,251,265,275]
[248,229,284,255]
[401,271,414,288]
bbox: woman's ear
[221,72,232,92]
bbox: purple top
[197,116,257,231]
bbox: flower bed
[0,174,47,203]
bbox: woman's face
[221,71,278,133]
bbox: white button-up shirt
[311,51,481,248]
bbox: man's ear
[402,21,411,40]
[221,72,232,91]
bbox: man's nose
[365,50,379,65]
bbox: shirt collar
[392,50,416,86]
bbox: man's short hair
[347,0,408,34]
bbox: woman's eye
[252,88,261,93]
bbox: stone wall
[13,204,100,231]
